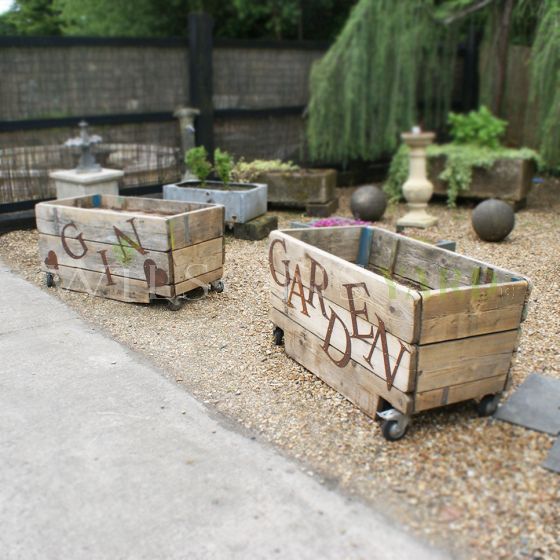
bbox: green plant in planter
[384,108,540,207]
[231,159,300,183]
[214,148,234,186]
[185,146,212,186]
[448,106,507,149]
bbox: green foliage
[307,0,458,164]
[384,143,540,207]
[1,0,354,39]
[185,146,211,185]
[231,158,299,183]
[1,0,63,35]
[448,106,507,149]
[213,148,234,185]
[529,0,560,168]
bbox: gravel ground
[1,181,559,560]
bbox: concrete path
[0,260,449,560]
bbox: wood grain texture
[414,374,508,413]
[271,308,413,415]
[269,230,421,343]
[172,237,224,284]
[284,226,363,263]
[419,281,528,343]
[39,232,172,283]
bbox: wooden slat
[368,227,525,289]
[168,206,225,251]
[269,230,421,343]
[36,197,224,252]
[271,308,413,415]
[284,226,364,263]
[172,237,224,284]
[417,353,513,392]
[174,268,223,295]
[36,203,171,252]
[414,374,508,413]
[39,232,172,284]
[48,264,163,303]
[270,288,415,392]
[419,282,528,343]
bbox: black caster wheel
[167,297,183,311]
[273,326,284,346]
[381,419,408,441]
[46,272,55,288]
[477,394,499,417]
[210,280,224,293]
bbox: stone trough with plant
[384,107,539,209]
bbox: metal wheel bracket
[377,408,411,432]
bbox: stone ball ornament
[471,199,515,242]
[350,185,387,222]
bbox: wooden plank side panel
[174,268,223,296]
[419,282,528,343]
[368,227,525,288]
[417,351,513,392]
[271,308,413,415]
[284,227,364,263]
[39,232,172,284]
[168,206,224,251]
[270,284,415,393]
[50,265,156,303]
[269,230,421,343]
[172,237,224,284]
[36,202,171,252]
[414,374,508,413]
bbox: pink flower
[311,217,370,228]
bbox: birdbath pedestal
[50,121,124,199]
[397,131,438,229]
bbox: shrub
[185,146,212,184]
[214,148,234,185]
[448,106,507,149]
[231,159,299,183]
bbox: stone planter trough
[430,157,535,210]
[163,180,267,225]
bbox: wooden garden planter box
[269,226,531,439]
[430,157,535,209]
[36,195,225,305]
[257,169,338,217]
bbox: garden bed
[36,194,224,305]
[269,226,530,438]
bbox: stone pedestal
[50,168,124,199]
[397,131,438,229]
[174,106,200,182]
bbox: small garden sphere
[472,199,515,242]
[350,185,387,221]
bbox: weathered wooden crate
[36,194,225,306]
[269,226,531,439]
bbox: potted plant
[232,159,338,217]
[163,147,267,225]
[384,107,540,209]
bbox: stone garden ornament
[397,127,438,229]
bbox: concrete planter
[430,157,535,209]
[257,169,337,208]
[163,180,267,225]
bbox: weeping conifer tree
[307,0,458,164]
[529,0,560,167]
